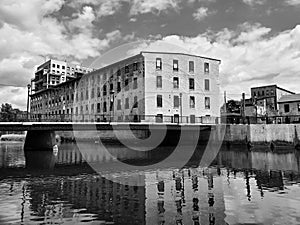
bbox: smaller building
[278,94,300,123]
[251,85,295,116]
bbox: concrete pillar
[24,130,57,151]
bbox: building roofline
[140,51,221,63]
[278,100,300,104]
[87,53,143,76]
[251,85,295,94]
[251,84,277,90]
[277,86,295,94]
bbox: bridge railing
[4,113,220,124]
[3,113,300,124]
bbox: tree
[0,103,16,122]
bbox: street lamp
[27,84,31,121]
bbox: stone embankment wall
[224,124,300,148]
[57,124,300,149]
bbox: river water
[0,141,299,225]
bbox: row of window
[253,89,275,97]
[156,76,210,91]
[156,58,210,73]
[52,64,65,70]
[156,95,211,109]
[51,63,89,73]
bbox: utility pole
[242,93,246,123]
[26,84,31,121]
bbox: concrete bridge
[0,122,213,131]
[0,122,214,152]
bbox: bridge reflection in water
[0,143,300,224]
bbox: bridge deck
[0,122,214,131]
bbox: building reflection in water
[0,143,300,224]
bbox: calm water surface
[0,141,299,225]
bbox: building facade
[30,52,221,123]
[278,94,300,123]
[31,59,94,94]
[250,85,295,116]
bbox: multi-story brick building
[31,59,94,93]
[250,85,295,116]
[30,51,221,123]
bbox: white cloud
[128,23,300,100]
[0,0,120,109]
[285,0,300,6]
[193,7,210,21]
[243,0,267,6]
[129,0,181,15]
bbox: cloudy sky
[0,0,300,109]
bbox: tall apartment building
[31,59,94,93]
[30,52,221,123]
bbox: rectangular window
[125,65,129,74]
[103,85,107,96]
[103,102,107,112]
[91,104,94,113]
[156,76,162,88]
[133,96,138,108]
[157,95,163,108]
[91,88,94,99]
[205,79,210,91]
[97,87,100,97]
[205,97,210,109]
[190,96,195,108]
[110,100,114,111]
[117,82,121,93]
[284,104,290,113]
[189,78,195,90]
[125,79,129,91]
[133,62,138,71]
[173,60,179,71]
[125,98,129,109]
[174,96,180,108]
[173,77,179,89]
[204,62,209,73]
[86,90,89,100]
[117,100,121,110]
[189,61,194,73]
[97,103,101,113]
[52,64,55,68]
[110,83,114,92]
[62,66,65,70]
[156,58,162,70]
[133,77,138,89]
[57,65,60,69]
[298,104,300,112]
